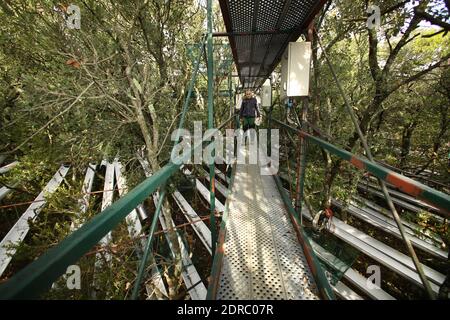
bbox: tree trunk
[122,42,183,298]
[399,121,418,169]
[322,98,333,209]
[414,105,449,175]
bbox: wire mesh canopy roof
[219,0,326,89]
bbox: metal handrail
[271,118,450,217]
[0,116,234,300]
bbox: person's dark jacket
[239,97,260,118]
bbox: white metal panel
[330,218,445,293]
[201,168,229,198]
[182,168,225,213]
[334,218,445,285]
[338,199,447,259]
[287,42,311,97]
[92,162,115,297]
[215,167,230,184]
[0,165,70,276]
[359,184,445,224]
[197,176,226,212]
[358,183,446,225]
[55,164,96,293]
[114,161,143,238]
[333,281,363,300]
[261,79,272,107]
[301,207,443,294]
[0,161,19,174]
[281,42,312,99]
[0,186,12,201]
[70,164,96,231]
[138,157,202,299]
[310,237,394,300]
[353,195,443,245]
[364,178,442,213]
[173,190,212,254]
[343,268,396,300]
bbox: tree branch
[388,53,450,95]
[382,14,421,77]
[415,9,450,31]
[5,82,94,154]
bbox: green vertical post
[207,0,217,256]
[268,108,272,157]
[296,97,308,225]
[228,72,233,118]
[267,77,273,157]
[130,187,166,300]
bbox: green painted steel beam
[130,187,167,300]
[207,0,217,257]
[271,118,450,217]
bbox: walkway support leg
[228,72,233,119]
[295,97,308,225]
[207,0,217,257]
[131,187,167,300]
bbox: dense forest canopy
[0,0,448,299]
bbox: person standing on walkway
[239,89,260,132]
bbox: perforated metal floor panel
[216,150,319,300]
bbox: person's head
[244,90,253,99]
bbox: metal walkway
[213,148,320,300]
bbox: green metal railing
[270,118,450,217]
[0,160,181,299]
[0,116,234,300]
[314,29,442,299]
[270,116,450,300]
